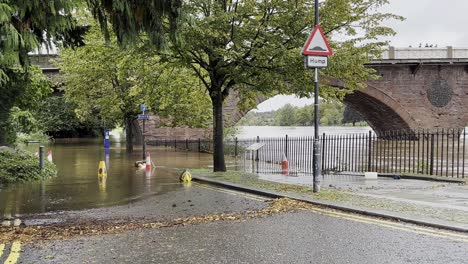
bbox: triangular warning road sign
[302,25,333,56]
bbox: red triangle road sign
[302,25,333,56]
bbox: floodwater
[0,135,215,217]
[0,126,372,217]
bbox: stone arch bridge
[33,47,468,139]
[225,47,468,136]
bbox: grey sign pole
[312,0,321,193]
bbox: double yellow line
[0,241,21,264]
[307,207,468,243]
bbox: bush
[0,148,57,185]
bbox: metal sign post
[139,105,148,160]
[312,0,321,193]
[302,0,333,193]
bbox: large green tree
[59,21,211,150]
[0,1,83,145]
[89,0,402,171]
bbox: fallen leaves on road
[0,198,312,244]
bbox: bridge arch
[343,84,417,135]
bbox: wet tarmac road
[6,183,468,264]
[18,209,468,264]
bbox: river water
[0,126,370,217]
[237,126,371,139]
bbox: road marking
[311,207,468,239]
[0,244,4,259]
[193,182,268,202]
[307,207,468,243]
[4,241,21,264]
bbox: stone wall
[137,115,211,141]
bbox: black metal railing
[147,128,468,178]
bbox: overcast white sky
[255,0,468,112]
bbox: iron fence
[147,128,468,178]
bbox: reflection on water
[0,137,213,216]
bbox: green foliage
[320,101,345,126]
[34,96,99,138]
[239,100,347,126]
[59,18,212,135]
[8,107,38,134]
[275,104,298,126]
[15,131,50,145]
[0,148,57,185]
[0,0,79,84]
[0,1,83,145]
[86,0,181,48]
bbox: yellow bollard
[98,161,107,180]
[179,169,192,183]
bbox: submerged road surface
[3,183,468,264]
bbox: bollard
[281,153,289,175]
[47,150,53,163]
[146,152,151,171]
[179,169,192,183]
[98,161,107,180]
[104,130,110,149]
[39,146,45,171]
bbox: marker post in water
[104,130,110,149]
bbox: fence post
[256,136,260,161]
[367,130,372,172]
[430,133,435,175]
[186,139,189,150]
[39,146,45,171]
[174,139,177,151]
[235,137,238,157]
[198,138,201,152]
[321,133,326,171]
[285,134,288,158]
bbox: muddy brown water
[0,138,216,217]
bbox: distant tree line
[239,101,366,127]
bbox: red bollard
[281,153,289,175]
[47,150,53,163]
[145,152,151,171]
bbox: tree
[0,1,83,145]
[89,0,402,171]
[320,101,344,125]
[59,19,211,150]
[275,104,297,126]
[296,106,314,126]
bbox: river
[237,126,372,139]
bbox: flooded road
[0,137,214,216]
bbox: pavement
[192,172,468,232]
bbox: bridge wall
[345,64,468,134]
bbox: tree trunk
[125,117,134,152]
[0,110,12,146]
[212,94,226,172]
